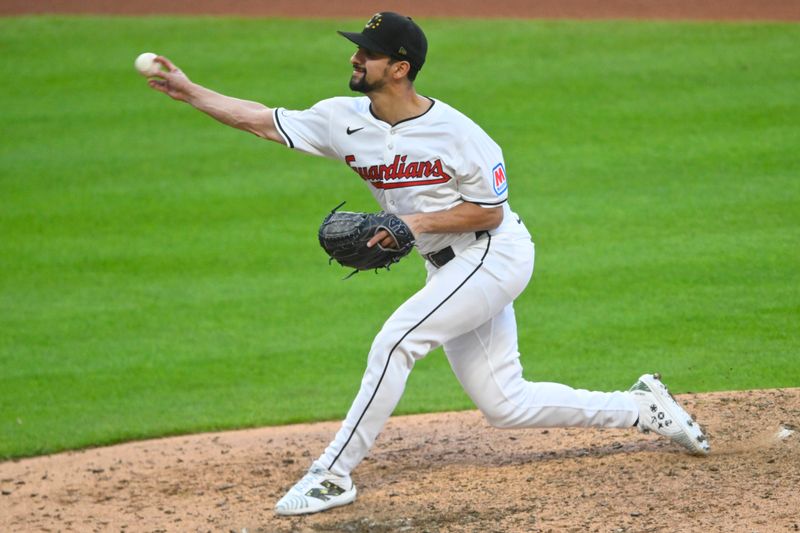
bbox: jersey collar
[368,96,436,127]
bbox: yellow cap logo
[365,13,382,29]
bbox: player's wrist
[183,82,208,105]
[400,214,426,236]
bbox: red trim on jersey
[374,176,452,189]
[345,154,453,189]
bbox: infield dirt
[2,389,799,532]
[2,0,800,20]
[2,1,798,532]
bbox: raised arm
[147,56,285,144]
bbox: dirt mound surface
[2,389,799,532]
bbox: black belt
[425,231,488,268]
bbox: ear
[391,60,411,81]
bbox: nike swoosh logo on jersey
[346,127,364,135]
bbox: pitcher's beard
[349,71,385,93]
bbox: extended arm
[147,56,285,144]
[368,201,504,248]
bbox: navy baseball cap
[338,12,427,72]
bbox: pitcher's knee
[367,325,427,369]
[367,330,393,359]
[480,404,524,429]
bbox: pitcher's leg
[445,304,639,429]
[316,323,417,477]
[318,239,504,476]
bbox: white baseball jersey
[273,96,526,255]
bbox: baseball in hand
[134,52,162,77]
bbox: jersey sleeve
[272,99,340,159]
[456,127,509,207]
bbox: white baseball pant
[319,230,639,476]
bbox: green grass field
[1,16,798,459]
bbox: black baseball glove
[318,203,415,276]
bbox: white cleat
[629,373,710,455]
[274,462,357,516]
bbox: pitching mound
[2,389,798,532]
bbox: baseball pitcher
[145,12,709,515]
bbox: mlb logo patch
[492,163,508,196]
